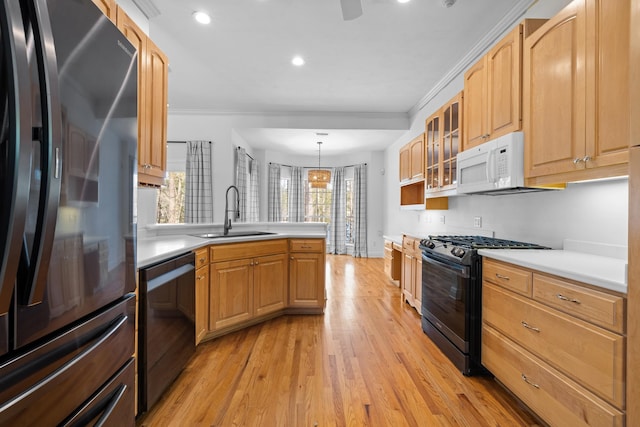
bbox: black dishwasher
[138,252,196,414]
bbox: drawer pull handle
[301,245,311,249]
[495,273,510,281]
[521,374,540,389]
[199,257,205,263]
[556,294,581,304]
[521,321,540,333]
[197,275,205,280]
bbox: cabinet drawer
[482,325,624,427]
[194,247,209,269]
[483,283,625,407]
[384,240,393,250]
[483,258,532,297]
[402,237,415,252]
[533,273,625,334]
[289,239,324,253]
[210,239,288,262]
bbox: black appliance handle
[422,253,470,279]
[18,0,63,306]
[0,0,33,315]
[93,384,127,427]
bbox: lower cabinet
[401,235,422,313]
[289,239,326,310]
[482,258,626,427]
[201,238,324,340]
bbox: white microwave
[456,132,549,195]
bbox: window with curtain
[157,142,188,224]
[236,147,259,222]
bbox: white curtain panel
[267,163,281,221]
[184,140,213,223]
[235,147,249,222]
[248,159,259,222]
[288,166,305,222]
[353,163,368,257]
[329,167,346,254]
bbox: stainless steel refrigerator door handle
[0,0,33,315]
[18,0,63,306]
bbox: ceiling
[144,0,531,155]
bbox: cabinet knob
[582,155,591,163]
[254,261,259,265]
[573,157,583,164]
[290,257,294,260]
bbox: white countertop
[478,249,628,294]
[383,235,403,246]
[137,223,327,269]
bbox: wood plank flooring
[137,255,541,426]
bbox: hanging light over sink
[308,141,330,189]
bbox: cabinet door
[524,0,587,178]
[254,254,287,317]
[142,37,168,185]
[399,146,411,181]
[409,134,424,180]
[487,24,522,140]
[289,253,324,308]
[209,259,253,331]
[401,253,413,304]
[463,57,488,150]
[91,0,116,22]
[425,112,440,190]
[586,0,630,169]
[413,256,422,314]
[440,93,462,189]
[195,265,209,345]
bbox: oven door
[421,252,471,353]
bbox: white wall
[382,0,631,251]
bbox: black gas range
[418,235,549,376]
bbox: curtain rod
[236,146,255,160]
[269,162,367,168]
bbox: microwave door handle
[487,148,497,184]
[0,0,33,315]
[18,0,63,306]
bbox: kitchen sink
[194,231,276,239]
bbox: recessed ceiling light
[193,11,211,25]
[291,56,305,66]
[397,0,411,3]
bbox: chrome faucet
[224,185,240,235]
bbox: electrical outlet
[439,215,445,224]
[473,216,482,228]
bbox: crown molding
[408,0,536,120]
[131,0,160,19]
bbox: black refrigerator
[0,0,137,424]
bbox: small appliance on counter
[418,235,549,375]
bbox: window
[305,181,332,223]
[345,178,354,245]
[157,171,186,223]
[156,143,187,224]
[280,178,289,222]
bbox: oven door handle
[422,254,470,279]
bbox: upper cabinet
[464,19,547,150]
[91,0,116,22]
[523,0,629,184]
[425,91,462,196]
[116,7,168,187]
[399,134,424,182]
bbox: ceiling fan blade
[340,0,363,20]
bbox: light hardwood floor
[137,255,541,426]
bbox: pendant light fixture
[308,141,331,189]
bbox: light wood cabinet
[464,20,546,150]
[400,236,421,314]
[116,7,168,187]
[289,239,325,310]
[482,258,626,426]
[524,0,629,185]
[91,0,116,22]
[209,239,288,331]
[194,247,209,345]
[383,240,401,282]
[425,92,462,195]
[399,134,424,182]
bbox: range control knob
[451,247,466,258]
[422,239,436,249]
